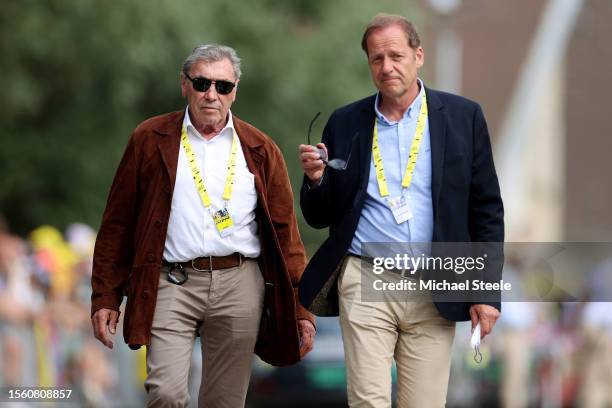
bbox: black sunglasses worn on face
[184,72,236,95]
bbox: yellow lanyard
[372,92,428,197]
[180,125,238,210]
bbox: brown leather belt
[163,253,249,272]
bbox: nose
[381,56,393,74]
[203,85,218,101]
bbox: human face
[366,24,424,101]
[181,58,238,131]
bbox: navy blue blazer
[298,87,504,321]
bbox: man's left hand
[469,304,500,340]
[298,319,316,358]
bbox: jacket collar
[232,115,265,170]
[153,110,184,138]
[153,111,183,189]
[152,110,265,184]
[357,95,377,191]
[425,87,447,217]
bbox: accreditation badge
[212,208,235,237]
[387,193,413,224]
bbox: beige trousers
[145,260,264,408]
[339,256,456,408]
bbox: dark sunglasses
[184,72,236,95]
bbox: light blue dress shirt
[349,79,434,255]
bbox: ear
[415,46,425,69]
[231,79,239,103]
[180,73,188,98]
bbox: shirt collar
[182,106,234,140]
[374,78,425,125]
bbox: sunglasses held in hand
[307,112,352,171]
[184,72,236,95]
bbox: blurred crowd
[448,257,612,408]
[0,219,146,406]
[1,219,611,407]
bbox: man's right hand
[92,308,120,349]
[299,143,327,185]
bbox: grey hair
[181,44,242,80]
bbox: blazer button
[147,254,155,262]
[142,290,150,299]
[155,220,162,228]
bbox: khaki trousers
[339,256,456,408]
[145,260,264,408]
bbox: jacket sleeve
[91,133,140,316]
[469,105,504,242]
[299,116,334,229]
[266,143,315,327]
[469,105,504,312]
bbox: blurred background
[1,0,611,406]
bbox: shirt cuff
[305,174,325,190]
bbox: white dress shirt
[163,108,261,261]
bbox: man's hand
[92,308,120,349]
[299,143,327,185]
[469,304,500,340]
[298,319,316,358]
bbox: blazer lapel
[426,88,447,217]
[232,117,264,196]
[357,96,377,191]
[154,111,184,190]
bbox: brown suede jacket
[91,110,314,366]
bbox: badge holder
[213,207,235,238]
[387,193,413,224]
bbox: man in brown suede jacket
[91,44,315,407]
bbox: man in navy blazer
[298,13,504,407]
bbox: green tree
[0,0,420,251]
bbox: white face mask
[471,322,483,364]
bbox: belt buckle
[192,256,213,272]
